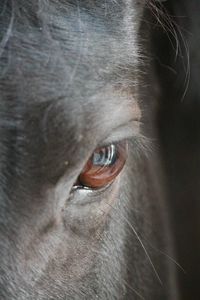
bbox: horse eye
[77,141,128,189]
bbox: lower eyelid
[72,180,113,194]
[68,179,117,206]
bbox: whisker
[104,200,186,275]
[100,203,163,285]
[141,238,186,274]
[0,0,14,59]
[121,279,146,300]
[93,218,146,300]
[147,0,191,101]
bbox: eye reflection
[76,141,128,189]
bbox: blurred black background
[152,1,200,299]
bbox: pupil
[92,144,117,166]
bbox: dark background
[152,1,200,299]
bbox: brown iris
[78,141,128,189]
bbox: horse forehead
[0,0,142,134]
[45,0,142,125]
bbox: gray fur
[0,1,179,299]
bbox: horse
[0,0,191,299]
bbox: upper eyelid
[98,119,140,147]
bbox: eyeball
[76,141,128,189]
